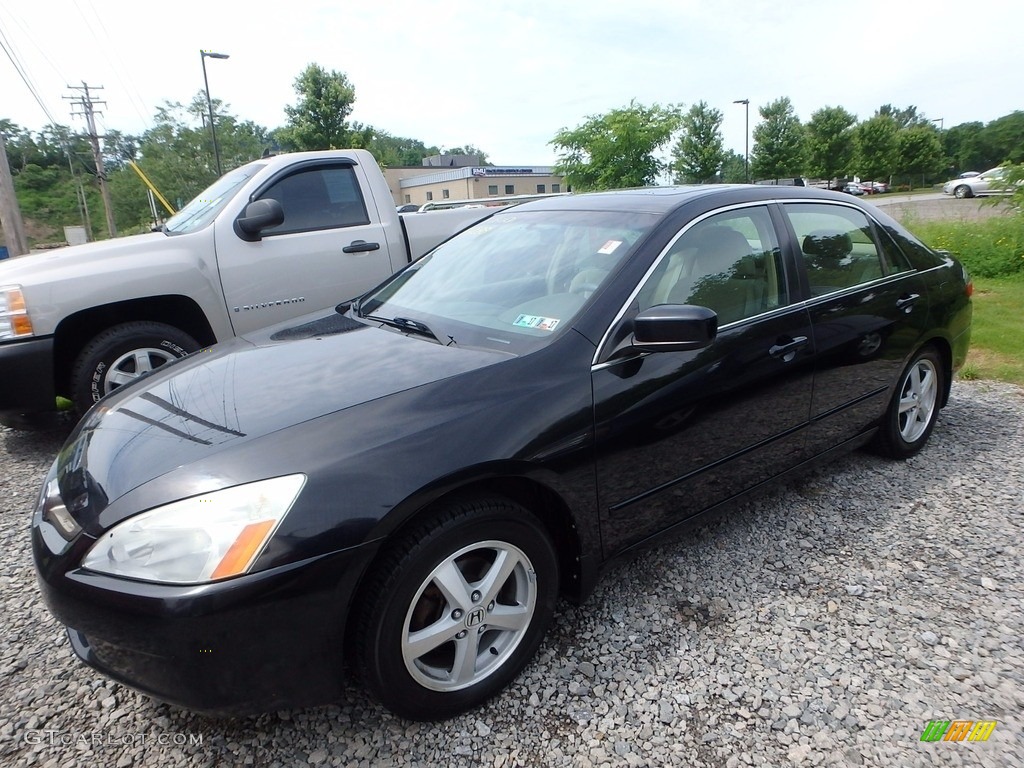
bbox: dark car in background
[33,185,972,720]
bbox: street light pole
[200,50,230,176]
[733,99,750,183]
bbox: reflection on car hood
[59,321,507,508]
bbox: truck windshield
[163,163,266,235]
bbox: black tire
[872,347,944,459]
[953,184,972,199]
[353,496,559,720]
[70,321,200,413]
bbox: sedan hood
[58,317,507,511]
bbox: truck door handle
[896,293,921,312]
[769,335,809,362]
[342,240,380,254]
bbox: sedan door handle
[769,335,809,362]
[896,293,921,312]
[342,240,380,254]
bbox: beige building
[383,166,566,208]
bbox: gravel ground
[1,379,1022,768]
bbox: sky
[1,0,1021,167]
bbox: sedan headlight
[82,475,306,584]
[0,285,34,339]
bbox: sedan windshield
[359,208,657,352]
[164,163,266,235]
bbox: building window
[426,192,433,201]
[404,194,411,204]
[442,189,450,199]
[536,184,546,193]
[505,184,515,195]
[552,184,561,193]
[488,185,498,195]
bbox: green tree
[942,121,989,175]
[983,111,1024,165]
[720,150,747,183]
[550,100,682,191]
[875,104,930,130]
[805,106,856,188]
[750,97,805,181]
[278,64,357,151]
[999,163,1024,213]
[107,97,269,231]
[854,115,900,181]
[361,130,440,167]
[896,126,944,188]
[671,101,725,184]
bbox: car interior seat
[802,229,864,294]
[665,226,766,325]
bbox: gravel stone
[2,379,1022,767]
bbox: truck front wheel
[71,322,200,413]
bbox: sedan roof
[510,184,856,215]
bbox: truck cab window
[258,166,370,235]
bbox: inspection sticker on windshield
[513,314,560,331]
[597,239,623,255]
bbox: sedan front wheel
[353,496,558,720]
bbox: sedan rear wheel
[873,347,944,459]
[954,184,972,199]
[353,496,558,720]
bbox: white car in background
[943,167,1010,198]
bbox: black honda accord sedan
[33,185,971,719]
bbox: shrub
[910,217,1024,278]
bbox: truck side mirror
[234,199,285,242]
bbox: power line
[0,21,60,126]
[72,0,152,131]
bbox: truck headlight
[0,285,34,339]
[82,475,306,584]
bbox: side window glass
[637,206,786,326]
[257,165,370,235]
[783,204,886,296]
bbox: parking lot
[2,380,1022,767]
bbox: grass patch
[961,277,1024,385]
[906,216,1024,385]
[910,215,1024,278]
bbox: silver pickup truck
[0,150,493,426]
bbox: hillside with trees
[1,63,486,244]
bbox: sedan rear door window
[783,204,890,296]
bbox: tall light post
[200,50,230,176]
[733,99,750,183]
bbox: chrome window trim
[591,196,934,369]
[591,200,782,366]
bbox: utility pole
[66,82,117,238]
[0,132,29,257]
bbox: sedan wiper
[366,314,454,345]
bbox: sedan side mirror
[234,199,285,242]
[632,304,717,352]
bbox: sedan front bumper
[33,515,380,715]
